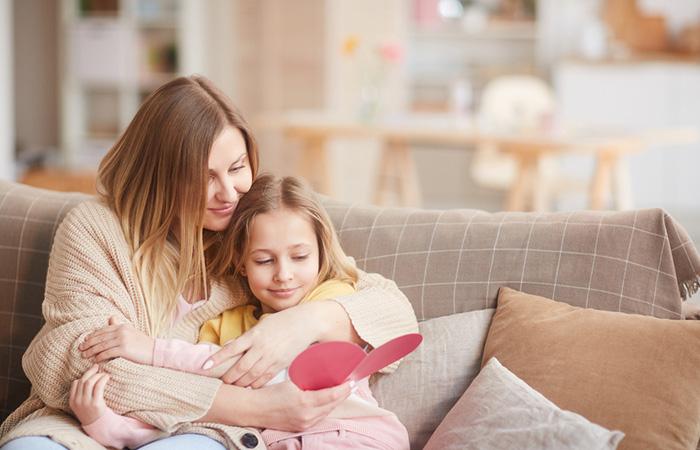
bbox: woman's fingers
[242,356,279,389]
[81,338,120,359]
[203,337,250,371]
[92,347,124,363]
[303,382,352,427]
[249,369,277,389]
[79,326,120,351]
[307,382,352,408]
[224,347,265,386]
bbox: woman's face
[204,127,253,231]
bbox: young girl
[69,174,411,450]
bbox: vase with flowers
[341,36,403,123]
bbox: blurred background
[1,0,699,240]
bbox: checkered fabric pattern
[1,180,699,423]
[0,182,89,420]
[323,199,700,323]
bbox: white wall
[13,0,59,167]
[0,0,13,180]
[325,0,408,203]
[555,61,700,213]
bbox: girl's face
[204,127,253,231]
[242,208,320,313]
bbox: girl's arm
[69,365,163,449]
[79,317,236,378]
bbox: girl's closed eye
[292,254,309,261]
[255,258,273,265]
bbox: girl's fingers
[81,375,97,400]
[80,364,100,381]
[93,373,110,400]
[82,338,120,359]
[69,379,79,403]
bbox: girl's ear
[240,264,247,277]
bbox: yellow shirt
[199,279,355,345]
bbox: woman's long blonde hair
[97,75,258,336]
[209,174,357,301]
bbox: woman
[0,76,418,449]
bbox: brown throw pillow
[482,287,700,450]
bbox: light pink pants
[263,415,409,450]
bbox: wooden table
[260,112,698,211]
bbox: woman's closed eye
[292,254,310,261]
[229,164,245,173]
[254,258,273,265]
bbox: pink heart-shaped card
[288,333,422,391]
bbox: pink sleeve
[152,338,220,374]
[82,407,162,449]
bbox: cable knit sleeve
[21,202,222,432]
[333,269,418,373]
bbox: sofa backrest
[1,180,696,422]
[321,197,693,322]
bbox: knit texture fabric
[0,200,418,449]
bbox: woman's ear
[240,265,247,277]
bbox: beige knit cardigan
[0,201,418,449]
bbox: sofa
[1,179,700,449]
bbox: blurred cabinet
[59,0,201,169]
[555,60,700,210]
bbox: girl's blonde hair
[97,75,259,336]
[210,174,357,298]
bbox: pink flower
[378,42,403,63]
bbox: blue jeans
[0,434,226,450]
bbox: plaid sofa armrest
[321,199,700,322]
[0,181,90,420]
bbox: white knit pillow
[369,309,495,450]
[423,358,625,450]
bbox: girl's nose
[274,263,293,282]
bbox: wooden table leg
[299,136,332,196]
[505,155,536,211]
[374,141,421,207]
[589,152,615,210]
[395,142,421,207]
[612,157,633,210]
[373,143,396,205]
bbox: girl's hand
[204,303,330,388]
[69,364,110,426]
[251,380,352,431]
[79,316,155,365]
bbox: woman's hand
[204,306,318,388]
[79,316,155,365]
[69,364,110,425]
[204,301,358,388]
